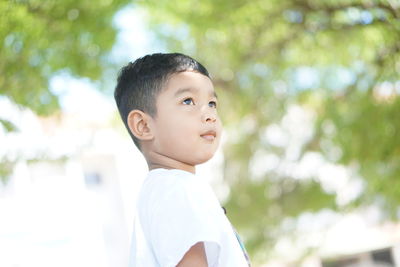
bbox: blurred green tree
[0,0,130,114]
[0,0,130,182]
[136,0,400,262]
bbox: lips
[200,130,217,141]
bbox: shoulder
[138,169,190,205]
[166,169,218,205]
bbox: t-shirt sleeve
[148,175,223,267]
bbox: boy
[114,53,251,266]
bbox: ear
[127,110,154,141]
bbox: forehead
[162,71,215,96]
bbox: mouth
[200,130,217,141]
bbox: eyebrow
[174,87,218,99]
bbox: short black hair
[114,52,210,150]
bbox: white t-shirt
[129,168,250,267]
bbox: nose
[201,106,217,123]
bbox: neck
[145,150,196,174]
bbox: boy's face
[148,71,222,171]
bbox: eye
[209,101,217,108]
[182,98,195,105]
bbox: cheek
[158,119,194,146]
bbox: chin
[195,158,211,165]
[182,149,217,166]
[193,153,215,165]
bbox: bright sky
[52,5,160,116]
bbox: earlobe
[127,110,154,141]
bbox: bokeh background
[1,0,400,266]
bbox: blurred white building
[0,92,148,267]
